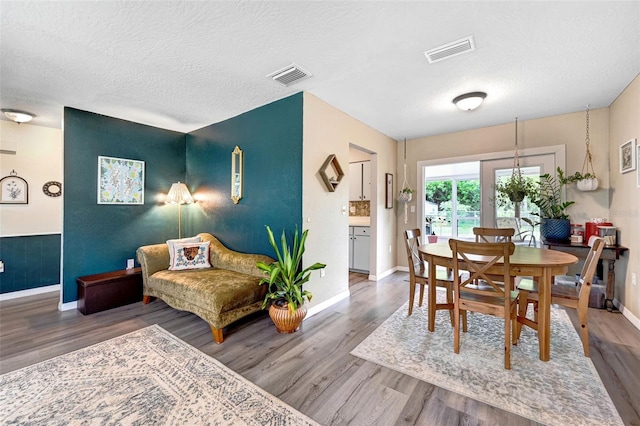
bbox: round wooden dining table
[418,242,578,362]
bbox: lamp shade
[165,182,194,204]
[452,92,487,111]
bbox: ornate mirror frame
[231,145,243,204]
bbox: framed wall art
[385,173,393,209]
[619,138,636,174]
[97,156,145,205]
[0,170,28,204]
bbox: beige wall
[609,74,640,323]
[303,93,397,310]
[0,121,63,236]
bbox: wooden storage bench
[77,267,143,315]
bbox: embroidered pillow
[169,241,212,271]
[167,236,201,267]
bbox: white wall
[0,121,63,236]
[609,74,640,323]
[303,93,397,311]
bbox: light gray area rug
[0,325,318,425]
[351,291,623,426]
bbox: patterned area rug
[351,291,623,426]
[0,325,318,425]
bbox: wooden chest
[77,268,143,315]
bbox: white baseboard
[613,298,640,331]
[307,290,350,318]
[369,266,399,281]
[0,284,60,301]
[59,300,78,311]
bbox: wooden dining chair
[473,227,514,243]
[449,238,518,369]
[516,237,605,357]
[404,229,457,326]
[472,227,515,288]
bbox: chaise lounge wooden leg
[142,295,152,304]
[211,326,224,344]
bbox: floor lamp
[166,182,194,238]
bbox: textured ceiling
[1,1,639,140]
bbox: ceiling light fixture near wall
[2,109,35,124]
[452,92,487,111]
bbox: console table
[543,240,628,311]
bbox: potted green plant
[492,174,537,206]
[256,226,326,334]
[529,167,575,241]
[398,187,414,203]
[563,171,599,192]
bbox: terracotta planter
[269,302,307,334]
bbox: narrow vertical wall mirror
[231,145,243,204]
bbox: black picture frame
[385,173,393,209]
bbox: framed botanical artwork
[619,139,636,174]
[385,173,393,209]
[97,156,145,204]
[0,171,28,204]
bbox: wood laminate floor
[1,272,639,425]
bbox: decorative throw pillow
[169,241,212,271]
[167,236,201,267]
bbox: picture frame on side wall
[619,138,636,174]
[97,156,145,205]
[385,173,393,209]
[0,171,28,204]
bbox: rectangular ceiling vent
[423,36,475,63]
[267,64,312,86]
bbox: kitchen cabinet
[349,161,371,201]
[349,226,370,272]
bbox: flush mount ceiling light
[452,92,487,111]
[2,109,35,124]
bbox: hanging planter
[566,106,599,192]
[399,140,414,224]
[398,187,413,203]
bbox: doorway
[418,145,565,241]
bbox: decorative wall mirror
[231,145,243,204]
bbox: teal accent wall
[62,108,186,303]
[0,234,61,294]
[186,93,303,255]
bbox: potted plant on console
[256,226,326,334]
[529,167,575,241]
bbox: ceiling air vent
[267,64,312,86]
[423,36,475,63]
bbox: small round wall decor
[43,181,62,197]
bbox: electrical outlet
[410,205,415,213]
[632,273,637,286]
[127,258,134,270]
[389,245,392,253]
[0,261,4,273]
[320,268,325,278]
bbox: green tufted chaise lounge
[136,233,273,343]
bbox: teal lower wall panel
[0,234,61,294]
